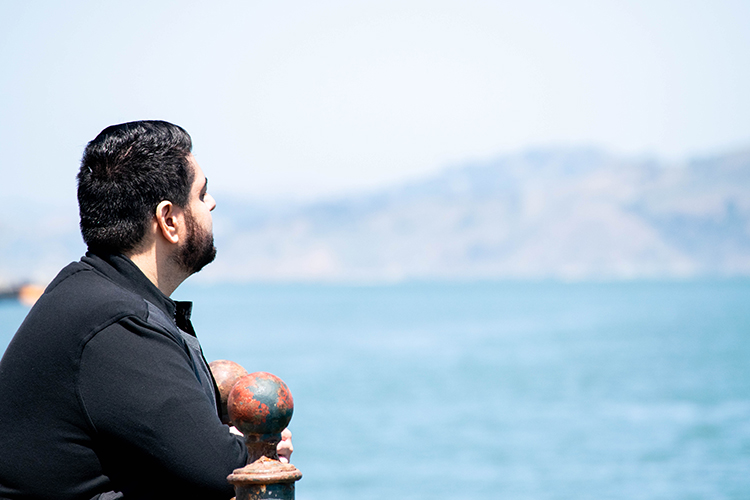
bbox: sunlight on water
[2,281,749,499]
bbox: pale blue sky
[2,0,750,204]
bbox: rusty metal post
[226,372,302,500]
[209,360,249,425]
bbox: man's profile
[0,121,285,499]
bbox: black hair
[77,120,194,254]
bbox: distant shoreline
[0,284,44,306]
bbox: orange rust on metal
[209,360,249,425]
[243,437,281,464]
[233,393,271,427]
[275,385,294,414]
[228,372,293,436]
[228,456,302,485]
[227,371,302,500]
[229,455,302,499]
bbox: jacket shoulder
[31,261,149,337]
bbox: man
[0,121,289,499]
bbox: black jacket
[0,253,247,499]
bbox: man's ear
[155,200,183,244]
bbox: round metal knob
[225,372,302,499]
[208,360,249,425]
[227,372,294,437]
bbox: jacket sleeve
[78,316,247,499]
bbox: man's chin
[187,245,217,275]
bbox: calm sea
[1,280,749,499]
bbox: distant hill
[207,146,750,281]
[3,146,750,284]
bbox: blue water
[2,281,749,499]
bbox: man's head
[77,120,216,274]
[172,158,217,275]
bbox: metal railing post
[211,362,302,500]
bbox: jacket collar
[82,251,179,324]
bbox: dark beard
[175,209,217,275]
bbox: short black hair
[77,120,194,254]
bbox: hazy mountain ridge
[2,146,750,285]
[207,146,750,281]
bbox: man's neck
[126,245,187,297]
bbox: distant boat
[0,284,45,306]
